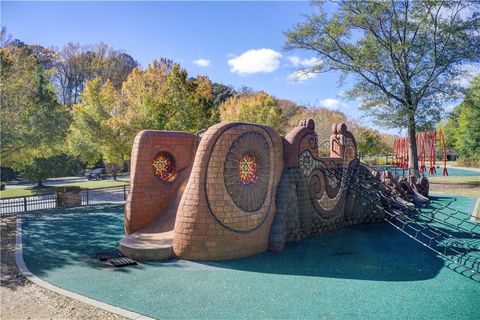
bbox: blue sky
[1,1,465,135]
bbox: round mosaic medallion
[205,124,277,232]
[223,132,270,213]
[239,154,257,185]
[152,152,175,181]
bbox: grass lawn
[429,176,480,197]
[0,179,129,198]
[428,175,480,184]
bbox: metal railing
[81,185,129,205]
[0,185,129,216]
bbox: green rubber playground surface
[20,196,479,320]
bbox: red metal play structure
[392,129,448,176]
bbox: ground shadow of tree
[14,205,145,288]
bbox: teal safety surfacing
[20,198,479,320]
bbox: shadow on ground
[20,205,146,279]
[198,222,445,281]
[22,205,446,282]
[19,197,480,283]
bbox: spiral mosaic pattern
[152,152,175,181]
[299,150,345,216]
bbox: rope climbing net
[325,161,480,282]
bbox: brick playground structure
[120,119,387,261]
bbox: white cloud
[228,48,282,75]
[319,98,347,111]
[286,55,323,82]
[287,56,301,67]
[287,55,322,68]
[287,70,318,82]
[193,58,211,67]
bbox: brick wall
[173,122,283,260]
[124,130,199,234]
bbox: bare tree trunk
[407,111,419,173]
[37,179,44,188]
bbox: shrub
[457,158,480,168]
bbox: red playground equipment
[392,128,448,176]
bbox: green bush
[457,158,480,168]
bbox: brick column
[55,186,81,207]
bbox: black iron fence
[0,185,129,216]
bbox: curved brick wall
[173,122,283,260]
[125,130,199,234]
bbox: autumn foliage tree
[220,91,290,134]
[115,59,215,133]
[68,78,130,179]
[55,42,138,107]
[68,59,218,176]
[289,108,347,140]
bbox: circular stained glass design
[239,154,257,185]
[152,152,175,181]
[223,132,270,212]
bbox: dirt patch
[0,215,127,320]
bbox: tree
[288,107,347,143]
[20,157,55,188]
[459,76,480,161]
[68,60,219,177]
[0,46,70,184]
[220,92,289,134]
[0,27,12,47]
[68,78,130,179]
[55,42,138,107]
[117,59,214,133]
[20,153,78,187]
[356,129,389,159]
[443,76,480,161]
[285,0,480,171]
[277,98,301,123]
[6,39,58,70]
[212,82,236,106]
